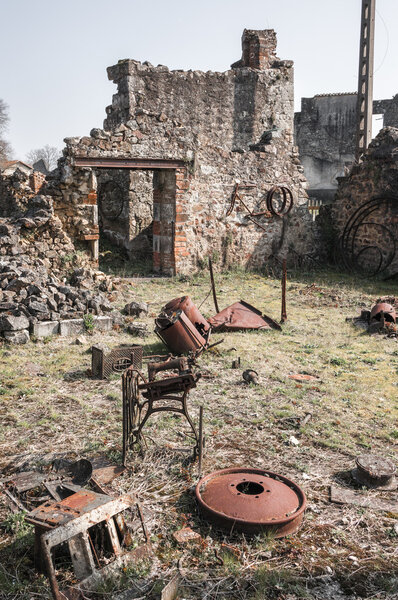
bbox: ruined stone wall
[332,127,398,275]
[373,94,398,128]
[55,30,316,274]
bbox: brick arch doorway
[75,157,189,276]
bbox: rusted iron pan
[351,454,396,490]
[92,344,143,379]
[155,309,208,355]
[370,303,396,323]
[90,456,125,487]
[196,468,306,537]
[162,296,210,336]
[330,485,398,512]
[74,157,186,170]
[207,300,281,332]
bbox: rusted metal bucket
[162,296,210,335]
[155,309,207,355]
[196,467,306,537]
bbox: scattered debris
[123,300,149,317]
[196,467,306,536]
[351,454,397,490]
[242,369,259,385]
[330,485,398,512]
[350,301,398,335]
[74,335,87,345]
[279,413,312,428]
[172,526,202,545]
[26,490,149,600]
[231,357,241,369]
[91,344,143,379]
[288,373,319,382]
[127,321,149,337]
[288,435,300,446]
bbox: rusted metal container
[196,467,306,537]
[162,296,210,334]
[352,454,397,490]
[155,309,207,355]
[370,303,396,323]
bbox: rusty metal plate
[91,457,125,486]
[196,468,306,536]
[207,301,281,332]
[26,490,111,529]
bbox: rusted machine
[26,490,149,600]
[122,356,203,464]
[91,344,143,379]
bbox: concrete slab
[59,319,85,337]
[33,321,60,338]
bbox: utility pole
[355,0,376,162]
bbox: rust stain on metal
[207,300,281,332]
[370,303,396,323]
[196,467,306,536]
[162,296,210,336]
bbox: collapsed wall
[54,29,316,275]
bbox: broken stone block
[172,527,202,545]
[123,301,148,317]
[28,300,48,315]
[59,319,85,337]
[93,316,112,331]
[127,322,149,337]
[32,321,60,338]
[4,329,30,344]
[0,313,30,331]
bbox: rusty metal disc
[351,454,397,490]
[196,467,306,537]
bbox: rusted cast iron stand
[122,357,203,464]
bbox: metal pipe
[281,259,287,323]
[208,258,220,314]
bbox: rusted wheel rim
[196,467,306,536]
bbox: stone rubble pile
[0,258,115,344]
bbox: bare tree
[26,144,61,171]
[0,99,13,163]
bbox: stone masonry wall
[332,127,398,275]
[54,29,316,274]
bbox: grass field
[0,267,397,599]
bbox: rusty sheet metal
[162,296,210,335]
[2,471,46,493]
[26,489,111,529]
[155,309,208,354]
[370,302,396,323]
[207,300,282,332]
[196,468,306,537]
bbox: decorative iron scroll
[226,183,294,231]
[341,196,398,276]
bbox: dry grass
[0,267,397,599]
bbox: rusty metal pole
[208,258,220,314]
[281,259,287,323]
[355,0,376,162]
[198,406,204,480]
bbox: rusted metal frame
[40,494,136,600]
[74,157,187,170]
[208,258,220,314]
[266,186,293,217]
[281,259,287,323]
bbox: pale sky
[1,0,397,159]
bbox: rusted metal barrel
[155,309,207,355]
[162,296,210,334]
[196,467,306,537]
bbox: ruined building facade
[52,29,314,275]
[295,93,398,205]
